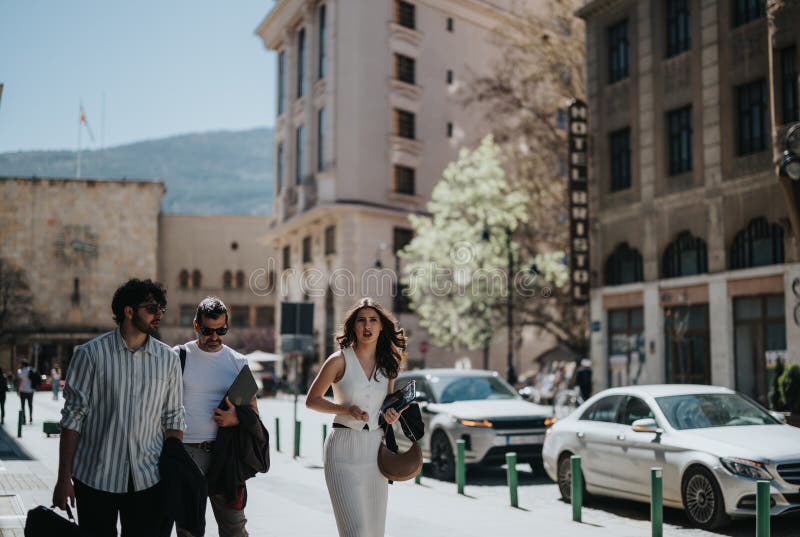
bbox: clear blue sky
[0,1,277,152]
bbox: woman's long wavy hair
[336,297,406,380]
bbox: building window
[609,128,631,192]
[665,304,710,385]
[317,108,326,171]
[662,231,708,278]
[733,0,765,27]
[179,269,189,289]
[556,108,568,130]
[668,106,692,175]
[781,46,798,124]
[608,19,629,84]
[318,5,326,80]
[231,305,250,328]
[180,305,195,327]
[396,0,415,29]
[734,294,786,406]
[302,236,312,263]
[604,243,643,286]
[607,307,644,387]
[256,305,275,327]
[235,270,245,289]
[446,69,453,84]
[557,155,568,177]
[446,122,453,138]
[736,79,769,155]
[395,109,415,139]
[394,165,415,195]
[324,225,336,255]
[278,50,285,114]
[297,28,306,98]
[282,245,291,271]
[191,270,202,289]
[325,289,335,358]
[395,53,415,85]
[446,17,454,32]
[223,270,233,289]
[296,125,306,184]
[730,217,785,269]
[666,0,690,57]
[394,283,412,313]
[276,142,284,193]
[393,227,414,254]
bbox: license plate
[494,434,544,446]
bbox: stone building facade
[577,0,799,406]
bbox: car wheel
[430,431,455,481]
[681,466,730,530]
[556,453,573,501]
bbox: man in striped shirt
[53,278,186,536]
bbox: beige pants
[178,445,249,537]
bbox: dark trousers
[74,479,166,537]
[0,391,5,423]
[19,391,33,423]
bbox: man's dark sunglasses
[138,304,166,315]
[199,326,229,336]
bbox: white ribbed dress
[324,347,389,537]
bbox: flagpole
[76,102,82,179]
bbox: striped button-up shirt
[61,329,185,493]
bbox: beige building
[256,0,553,372]
[577,0,799,405]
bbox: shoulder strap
[179,345,187,372]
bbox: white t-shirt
[174,341,247,443]
[17,367,32,393]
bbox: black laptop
[219,365,259,409]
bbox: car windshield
[655,393,780,430]
[428,375,519,403]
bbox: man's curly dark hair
[111,278,167,326]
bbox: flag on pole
[80,103,96,143]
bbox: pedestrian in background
[306,297,407,537]
[50,364,61,400]
[0,367,6,425]
[52,278,185,536]
[15,359,34,424]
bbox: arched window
[235,270,245,289]
[662,231,708,278]
[179,270,189,289]
[604,243,643,286]
[730,217,785,270]
[191,269,202,289]
[223,270,233,289]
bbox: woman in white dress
[306,297,407,537]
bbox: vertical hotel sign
[568,99,589,304]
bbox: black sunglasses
[199,326,229,336]
[137,304,166,315]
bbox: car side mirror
[631,418,663,435]
[770,411,787,424]
[415,391,429,404]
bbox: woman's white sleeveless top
[332,347,387,431]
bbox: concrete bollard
[274,417,281,452]
[17,410,24,438]
[571,455,582,522]
[456,439,466,495]
[293,420,301,458]
[414,439,423,484]
[506,452,518,508]
[757,480,771,537]
[651,467,663,537]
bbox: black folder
[219,365,259,409]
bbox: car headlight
[458,419,493,428]
[720,457,773,480]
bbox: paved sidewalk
[0,391,752,537]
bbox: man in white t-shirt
[174,297,255,537]
[16,360,34,424]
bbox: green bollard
[506,452,519,507]
[17,410,24,438]
[293,420,301,458]
[757,480,771,537]
[571,455,582,522]
[414,439,423,484]
[274,417,281,452]
[456,439,466,495]
[322,423,328,450]
[651,467,663,537]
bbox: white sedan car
[542,384,800,529]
